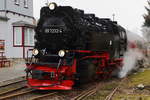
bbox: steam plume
[142,27,150,42]
[118,30,145,78]
[118,48,144,78]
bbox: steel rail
[0,89,34,100]
[71,87,97,100]
[0,76,26,88]
[104,78,127,100]
[27,92,58,100]
[0,86,26,96]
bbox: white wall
[0,0,5,10]
[0,20,7,40]
[4,12,34,58]
[0,0,33,17]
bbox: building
[0,0,35,58]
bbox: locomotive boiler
[25,2,127,90]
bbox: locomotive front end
[26,49,76,90]
[25,3,77,90]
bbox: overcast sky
[33,0,147,35]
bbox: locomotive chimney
[45,0,49,6]
[112,13,115,21]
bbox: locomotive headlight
[58,50,65,57]
[32,49,39,56]
[49,3,56,10]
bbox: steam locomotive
[25,2,127,90]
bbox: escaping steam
[142,27,150,42]
[118,30,145,78]
[118,48,144,78]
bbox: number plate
[44,28,63,34]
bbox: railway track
[0,77,64,100]
[0,84,58,100]
[71,88,97,100]
[0,90,66,100]
[0,85,26,96]
[0,77,127,100]
[71,82,102,100]
[0,77,59,100]
[0,76,26,88]
[0,77,26,95]
[27,92,58,100]
[26,88,96,100]
[0,89,61,100]
[0,76,31,100]
[73,78,126,100]
[104,78,127,100]
[0,89,34,100]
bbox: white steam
[119,48,144,78]
[118,30,145,78]
[118,27,150,78]
[142,27,150,42]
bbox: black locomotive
[25,3,127,90]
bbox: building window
[14,0,20,5]
[24,27,35,46]
[13,26,34,47]
[14,27,22,46]
[24,0,28,8]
